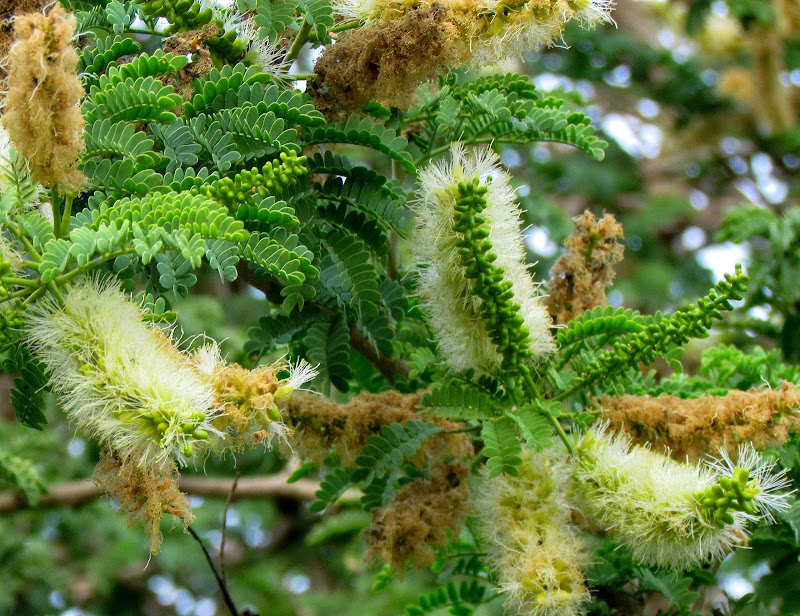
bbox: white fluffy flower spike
[412,143,554,374]
[475,450,590,616]
[25,279,220,469]
[573,426,794,570]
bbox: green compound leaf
[404,581,488,616]
[245,307,327,358]
[481,416,522,477]
[310,467,353,513]
[252,0,296,43]
[420,383,501,421]
[304,117,415,172]
[353,420,442,486]
[507,406,554,452]
[319,230,382,319]
[77,34,142,83]
[84,76,183,124]
[82,118,163,169]
[0,450,46,506]
[304,316,352,392]
[2,345,49,431]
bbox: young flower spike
[573,426,793,570]
[25,279,219,469]
[412,143,554,374]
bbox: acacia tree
[1,1,800,615]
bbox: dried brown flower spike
[2,3,85,192]
[94,448,193,554]
[546,210,624,325]
[309,3,461,117]
[601,382,800,462]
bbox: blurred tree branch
[0,472,359,513]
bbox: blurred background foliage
[3,0,800,613]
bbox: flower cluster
[572,426,792,569]
[24,278,320,467]
[335,0,614,66]
[196,0,288,81]
[2,3,85,192]
[311,0,613,110]
[26,279,220,468]
[25,278,317,550]
[411,144,553,374]
[475,450,589,616]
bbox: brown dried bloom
[309,3,462,116]
[282,390,427,466]
[601,381,800,463]
[282,390,475,569]
[546,210,624,325]
[283,390,472,465]
[2,3,85,191]
[0,1,46,76]
[94,447,193,554]
[364,456,472,570]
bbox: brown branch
[0,472,348,514]
[236,262,408,383]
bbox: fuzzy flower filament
[335,0,614,65]
[412,144,553,374]
[696,445,792,527]
[25,280,219,468]
[573,427,792,570]
[476,451,589,616]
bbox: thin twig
[220,472,240,586]
[187,525,240,616]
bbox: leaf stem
[50,189,63,239]
[285,19,312,65]
[60,193,73,239]
[1,277,39,287]
[330,20,363,33]
[520,371,575,455]
[4,220,42,263]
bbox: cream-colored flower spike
[412,143,554,373]
[573,426,793,570]
[25,279,220,469]
[475,451,590,616]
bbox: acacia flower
[2,3,85,192]
[411,144,554,374]
[193,345,317,448]
[573,426,793,569]
[25,279,220,469]
[333,0,614,66]
[475,451,590,616]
